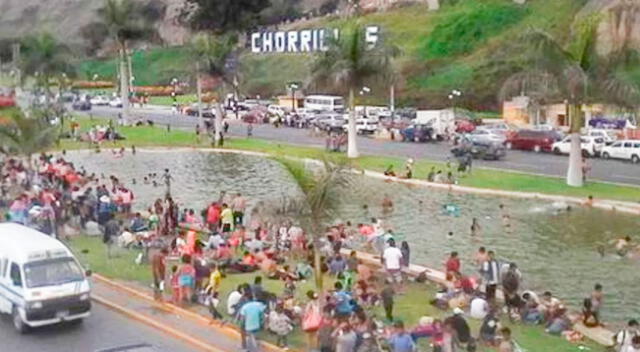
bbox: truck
[414,109,455,141]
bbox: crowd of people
[2,149,639,352]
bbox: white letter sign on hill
[251,26,380,54]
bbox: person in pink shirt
[206,202,221,230]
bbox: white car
[601,140,640,164]
[343,118,379,134]
[552,135,604,157]
[482,122,516,135]
[89,96,109,106]
[585,129,618,145]
[466,128,507,145]
[108,98,123,108]
[267,104,285,117]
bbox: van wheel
[12,307,28,334]
[533,145,541,153]
[553,147,561,155]
[602,152,610,159]
[632,155,640,164]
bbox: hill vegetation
[74,0,636,111]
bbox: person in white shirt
[382,239,404,289]
[227,286,243,317]
[469,295,490,320]
[616,320,639,352]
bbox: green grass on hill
[79,47,192,87]
[420,1,528,59]
[66,235,603,352]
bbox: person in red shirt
[445,251,461,280]
[206,202,221,230]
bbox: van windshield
[24,258,84,288]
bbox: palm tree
[19,33,73,106]
[96,0,158,124]
[312,25,398,158]
[501,18,640,186]
[0,108,57,163]
[267,157,353,291]
[189,33,237,146]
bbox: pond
[66,149,640,323]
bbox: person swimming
[612,236,632,257]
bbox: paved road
[0,304,196,352]
[86,106,640,185]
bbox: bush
[421,2,527,59]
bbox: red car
[505,130,558,152]
[455,119,476,133]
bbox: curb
[92,294,227,352]
[92,274,291,352]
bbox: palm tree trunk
[214,89,224,146]
[119,43,131,125]
[347,88,359,158]
[196,62,203,130]
[313,245,323,291]
[566,103,584,187]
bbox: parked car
[90,95,109,106]
[315,114,346,130]
[552,135,604,157]
[505,130,559,152]
[183,104,215,118]
[400,124,435,142]
[481,122,517,136]
[466,128,507,145]
[268,104,286,118]
[343,118,379,134]
[108,97,123,108]
[585,129,618,145]
[455,119,476,133]
[451,140,506,160]
[601,140,640,164]
[72,100,92,111]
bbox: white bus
[0,223,92,333]
[304,95,345,112]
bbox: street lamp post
[359,86,371,118]
[288,82,299,113]
[448,89,462,118]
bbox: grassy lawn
[59,116,640,203]
[148,94,198,106]
[66,236,603,352]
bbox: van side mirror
[85,269,92,277]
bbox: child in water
[471,218,481,236]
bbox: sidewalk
[91,278,239,352]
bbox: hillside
[26,0,640,111]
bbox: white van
[304,95,345,112]
[0,223,91,333]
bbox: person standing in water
[499,204,512,235]
[162,169,173,198]
[471,218,481,237]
